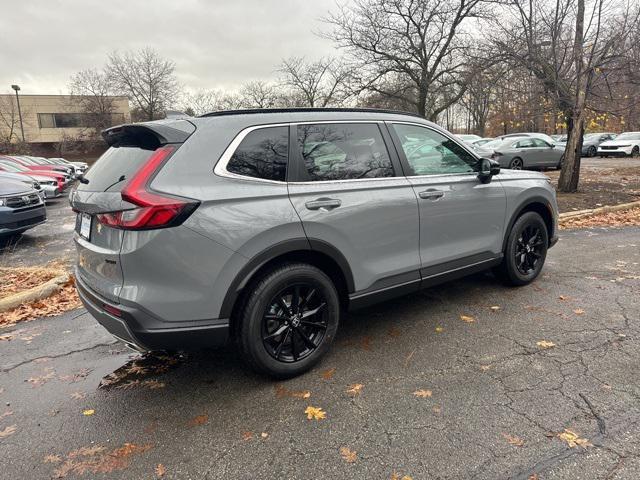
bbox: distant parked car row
[456,131,640,170]
[0,155,85,237]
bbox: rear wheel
[587,146,597,157]
[235,263,340,378]
[493,211,549,286]
[632,146,640,158]
[509,157,524,170]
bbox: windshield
[614,133,640,140]
[79,146,156,192]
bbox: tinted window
[227,126,288,181]
[80,147,154,192]
[392,124,476,176]
[297,124,393,181]
[516,139,535,148]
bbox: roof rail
[199,107,424,119]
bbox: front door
[287,122,421,295]
[387,122,507,277]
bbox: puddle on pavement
[99,351,186,390]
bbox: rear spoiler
[102,120,196,149]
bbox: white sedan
[598,132,640,157]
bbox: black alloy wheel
[588,145,597,157]
[262,284,327,363]
[514,225,545,276]
[632,146,640,158]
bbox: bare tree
[238,81,281,108]
[68,68,118,135]
[493,0,640,192]
[181,89,244,116]
[278,57,351,107]
[0,95,32,153]
[324,0,490,120]
[107,48,179,121]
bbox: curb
[0,268,70,314]
[559,200,640,220]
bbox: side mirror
[478,158,500,184]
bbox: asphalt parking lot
[1,223,639,479]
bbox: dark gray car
[0,179,47,236]
[71,108,559,378]
[489,137,564,170]
[557,132,616,157]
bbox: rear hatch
[71,120,196,303]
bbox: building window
[37,112,125,129]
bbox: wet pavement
[1,226,639,479]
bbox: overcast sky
[0,0,341,95]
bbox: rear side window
[297,123,394,181]
[80,147,154,192]
[227,126,288,181]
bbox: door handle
[418,189,444,200]
[305,198,342,211]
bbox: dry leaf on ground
[413,389,433,398]
[304,406,326,420]
[82,409,95,416]
[275,385,311,399]
[188,414,208,427]
[155,463,166,477]
[340,447,357,463]
[502,433,525,446]
[51,443,152,478]
[346,384,364,397]
[557,429,592,448]
[573,308,586,315]
[0,425,17,438]
[320,368,336,380]
[460,314,475,323]
[536,340,556,349]
[560,206,640,230]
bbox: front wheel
[631,146,640,158]
[235,263,340,378]
[509,157,524,170]
[587,146,597,157]
[493,212,549,286]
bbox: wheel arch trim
[218,238,355,319]
[502,196,556,251]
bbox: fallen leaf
[391,473,413,480]
[460,314,475,323]
[557,429,592,448]
[0,334,13,341]
[321,368,336,380]
[479,365,491,371]
[188,414,208,427]
[52,443,151,478]
[536,340,556,349]
[0,425,17,438]
[340,446,357,463]
[413,389,433,398]
[155,463,166,477]
[305,406,326,420]
[70,392,86,400]
[432,405,442,414]
[0,410,13,420]
[346,384,364,397]
[260,432,269,438]
[242,431,253,441]
[502,433,525,446]
[43,454,62,464]
[490,305,501,311]
[275,385,311,399]
[435,326,444,333]
[573,308,585,315]
[82,409,95,416]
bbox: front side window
[532,138,551,148]
[392,124,476,176]
[297,123,394,181]
[226,126,288,181]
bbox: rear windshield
[79,146,154,192]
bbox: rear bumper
[75,272,229,351]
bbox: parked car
[490,137,564,170]
[0,172,43,198]
[457,134,482,142]
[50,157,89,173]
[71,108,559,378]
[11,156,73,175]
[550,134,565,142]
[499,132,558,145]
[555,132,616,157]
[0,156,73,185]
[470,138,494,148]
[0,179,47,237]
[0,160,66,194]
[598,132,640,157]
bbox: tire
[632,146,640,158]
[235,263,340,378]
[509,157,524,170]
[493,211,549,287]
[587,146,597,157]
[556,154,564,170]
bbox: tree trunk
[558,0,587,193]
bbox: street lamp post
[11,84,25,142]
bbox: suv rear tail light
[96,145,199,230]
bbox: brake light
[96,145,198,230]
[103,304,122,317]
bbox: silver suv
[71,109,559,378]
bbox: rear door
[387,122,506,275]
[287,122,421,295]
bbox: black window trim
[385,121,482,179]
